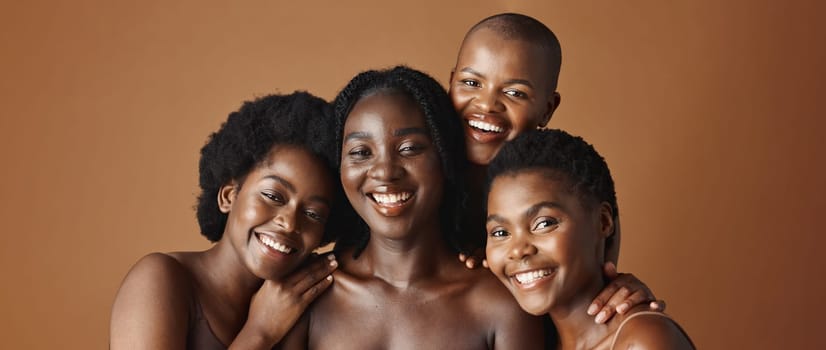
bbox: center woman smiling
[280,66,544,350]
[341,90,444,238]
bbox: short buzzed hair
[465,13,562,90]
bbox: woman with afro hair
[111,91,343,349]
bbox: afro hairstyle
[195,91,339,244]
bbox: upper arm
[613,314,694,350]
[110,253,192,350]
[276,311,309,350]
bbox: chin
[519,299,551,316]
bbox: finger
[616,289,649,315]
[481,259,489,269]
[650,299,666,312]
[465,257,478,269]
[603,261,618,279]
[595,286,631,323]
[587,279,620,316]
[299,274,334,307]
[459,253,468,262]
[287,254,338,292]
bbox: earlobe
[217,181,238,214]
[539,92,561,128]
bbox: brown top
[187,296,227,350]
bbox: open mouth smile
[468,119,505,133]
[368,192,413,207]
[255,232,295,255]
[511,268,555,286]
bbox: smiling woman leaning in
[484,129,695,350]
[110,92,341,349]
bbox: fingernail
[587,304,599,315]
[617,303,629,314]
[326,275,333,281]
[330,259,338,267]
[595,310,607,324]
[327,254,335,260]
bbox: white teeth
[259,234,293,254]
[468,120,504,133]
[372,192,412,204]
[514,269,553,284]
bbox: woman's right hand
[231,254,338,349]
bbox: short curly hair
[196,91,339,243]
[486,129,618,232]
[331,66,468,256]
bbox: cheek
[340,165,362,194]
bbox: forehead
[254,145,333,193]
[489,169,581,208]
[457,29,552,82]
[344,92,427,133]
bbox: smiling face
[449,28,560,165]
[485,169,612,315]
[220,144,334,281]
[340,91,444,240]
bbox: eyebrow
[261,175,295,193]
[525,201,564,219]
[343,131,371,143]
[459,67,535,88]
[486,201,564,224]
[262,175,332,206]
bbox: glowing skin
[485,170,611,316]
[222,145,335,281]
[339,91,444,241]
[450,27,560,165]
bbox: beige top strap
[609,311,671,350]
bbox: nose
[367,151,403,181]
[273,205,298,233]
[473,87,503,113]
[507,234,538,261]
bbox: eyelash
[489,229,508,238]
[460,79,480,88]
[262,191,285,204]
[534,218,559,231]
[347,147,372,160]
[505,90,527,98]
[304,210,326,223]
[461,79,528,99]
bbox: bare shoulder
[461,266,521,310]
[459,267,545,350]
[613,310,695,350]
[110,252,195,349]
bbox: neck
[358,222,453,287]
[198,240,264,311]
[549,274,611,350]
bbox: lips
[255,231,296,255]
[509,267,556,289]
[366,187,415,216]
[463,114,510,143]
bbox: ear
[217,181,239,214]
[597,201,615,239]
[448,69,456,85]
[538,92,561,128]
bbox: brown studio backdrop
[1,0,824,348]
